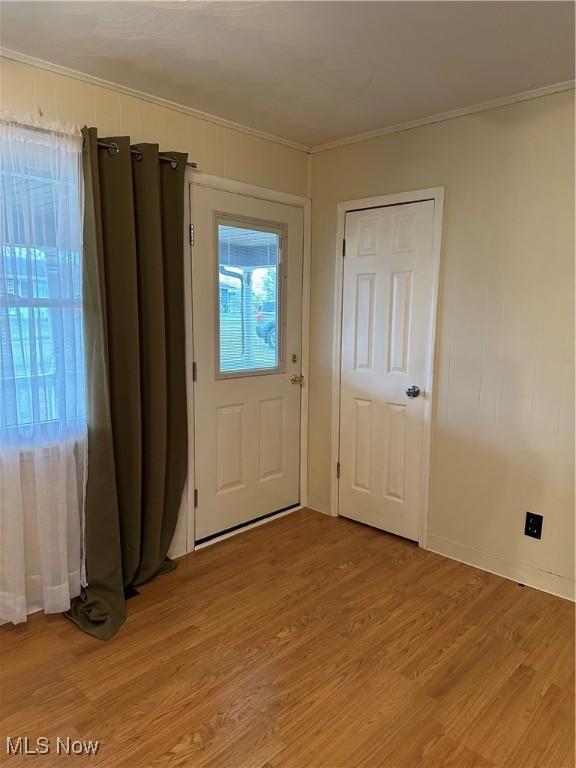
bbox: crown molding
[0,47,310,153]
[2,47,573,156]
[310,80,575,154]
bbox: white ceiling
[0,1,574,148]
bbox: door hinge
[194,488,198,508]
[342,238,346,258]
[189,223,195,246]
[336,461,341,479]
[192,361,197,381]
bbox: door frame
[184,169,311,551]
[329,187,445,548]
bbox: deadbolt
[405,385,421,399]
[291,374,304,386]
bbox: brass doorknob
[291,374,304,385]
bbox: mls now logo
[6,736,100,755]
[6,738,50,756]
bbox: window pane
[1,124,84,443]
[218,223,280,375]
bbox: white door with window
[191,185,303,540]
[339,200,436,541]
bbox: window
[216,218,284,376]
[0,122,85,444]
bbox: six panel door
[339,201,436,541]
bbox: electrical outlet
[524,512,543,540]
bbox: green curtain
[67,128,188,639]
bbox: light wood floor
[1,510,574,768]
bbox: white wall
[0,57,309,197]
[309,91,575,597]
[2,56,574,597]
[0,55,310,557]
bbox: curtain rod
[1,120,198,169]
[1,117,80,139]
[96,139,198,170]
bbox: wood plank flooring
[1,510,574,767]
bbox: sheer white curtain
[0,120,86,624]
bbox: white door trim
[329,187,445,548]
[184,170,311,551]
[166,178,196,559]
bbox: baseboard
[305,503,331,516]
[426,534,575,602]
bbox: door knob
[405,385,420,398]
[291,374,304,385]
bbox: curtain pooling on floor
[67,128,188,639]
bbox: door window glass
[217,222,282,375]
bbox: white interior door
[339,200,436,541]
[191,185,303,540]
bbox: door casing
[179,170,311,553]
[330,187,445,547]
